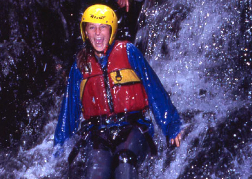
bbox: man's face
[85,22,111,57]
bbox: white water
[1,0,252,178]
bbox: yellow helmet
[80,4,118,45]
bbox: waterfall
[0,0,251,178]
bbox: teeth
[95,38,103,44]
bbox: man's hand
[170,133,182,147]
[117,0,130,12]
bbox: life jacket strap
[83,111,145,126]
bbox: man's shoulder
[113,40,137,51]
[114,40,132,46]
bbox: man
[54,4,182,179]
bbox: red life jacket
[80,41,148,120]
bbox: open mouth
[95,38,104,46]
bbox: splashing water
[135,0,252,178]
[0,0,252,178]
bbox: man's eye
[89,26,95,29]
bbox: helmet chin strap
[94,44,109,58]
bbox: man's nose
[95,27,101,35]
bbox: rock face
[0,0,82,147]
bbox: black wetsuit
[85,125,149,179]
[68,115,152,179]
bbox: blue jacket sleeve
[126,43,182,140]
[54,61,83,146]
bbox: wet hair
[77,40,93,72]
[77,23,93,72]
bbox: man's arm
[117,0,130,12]
[54,61,83,146]
[126,43,182,147]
